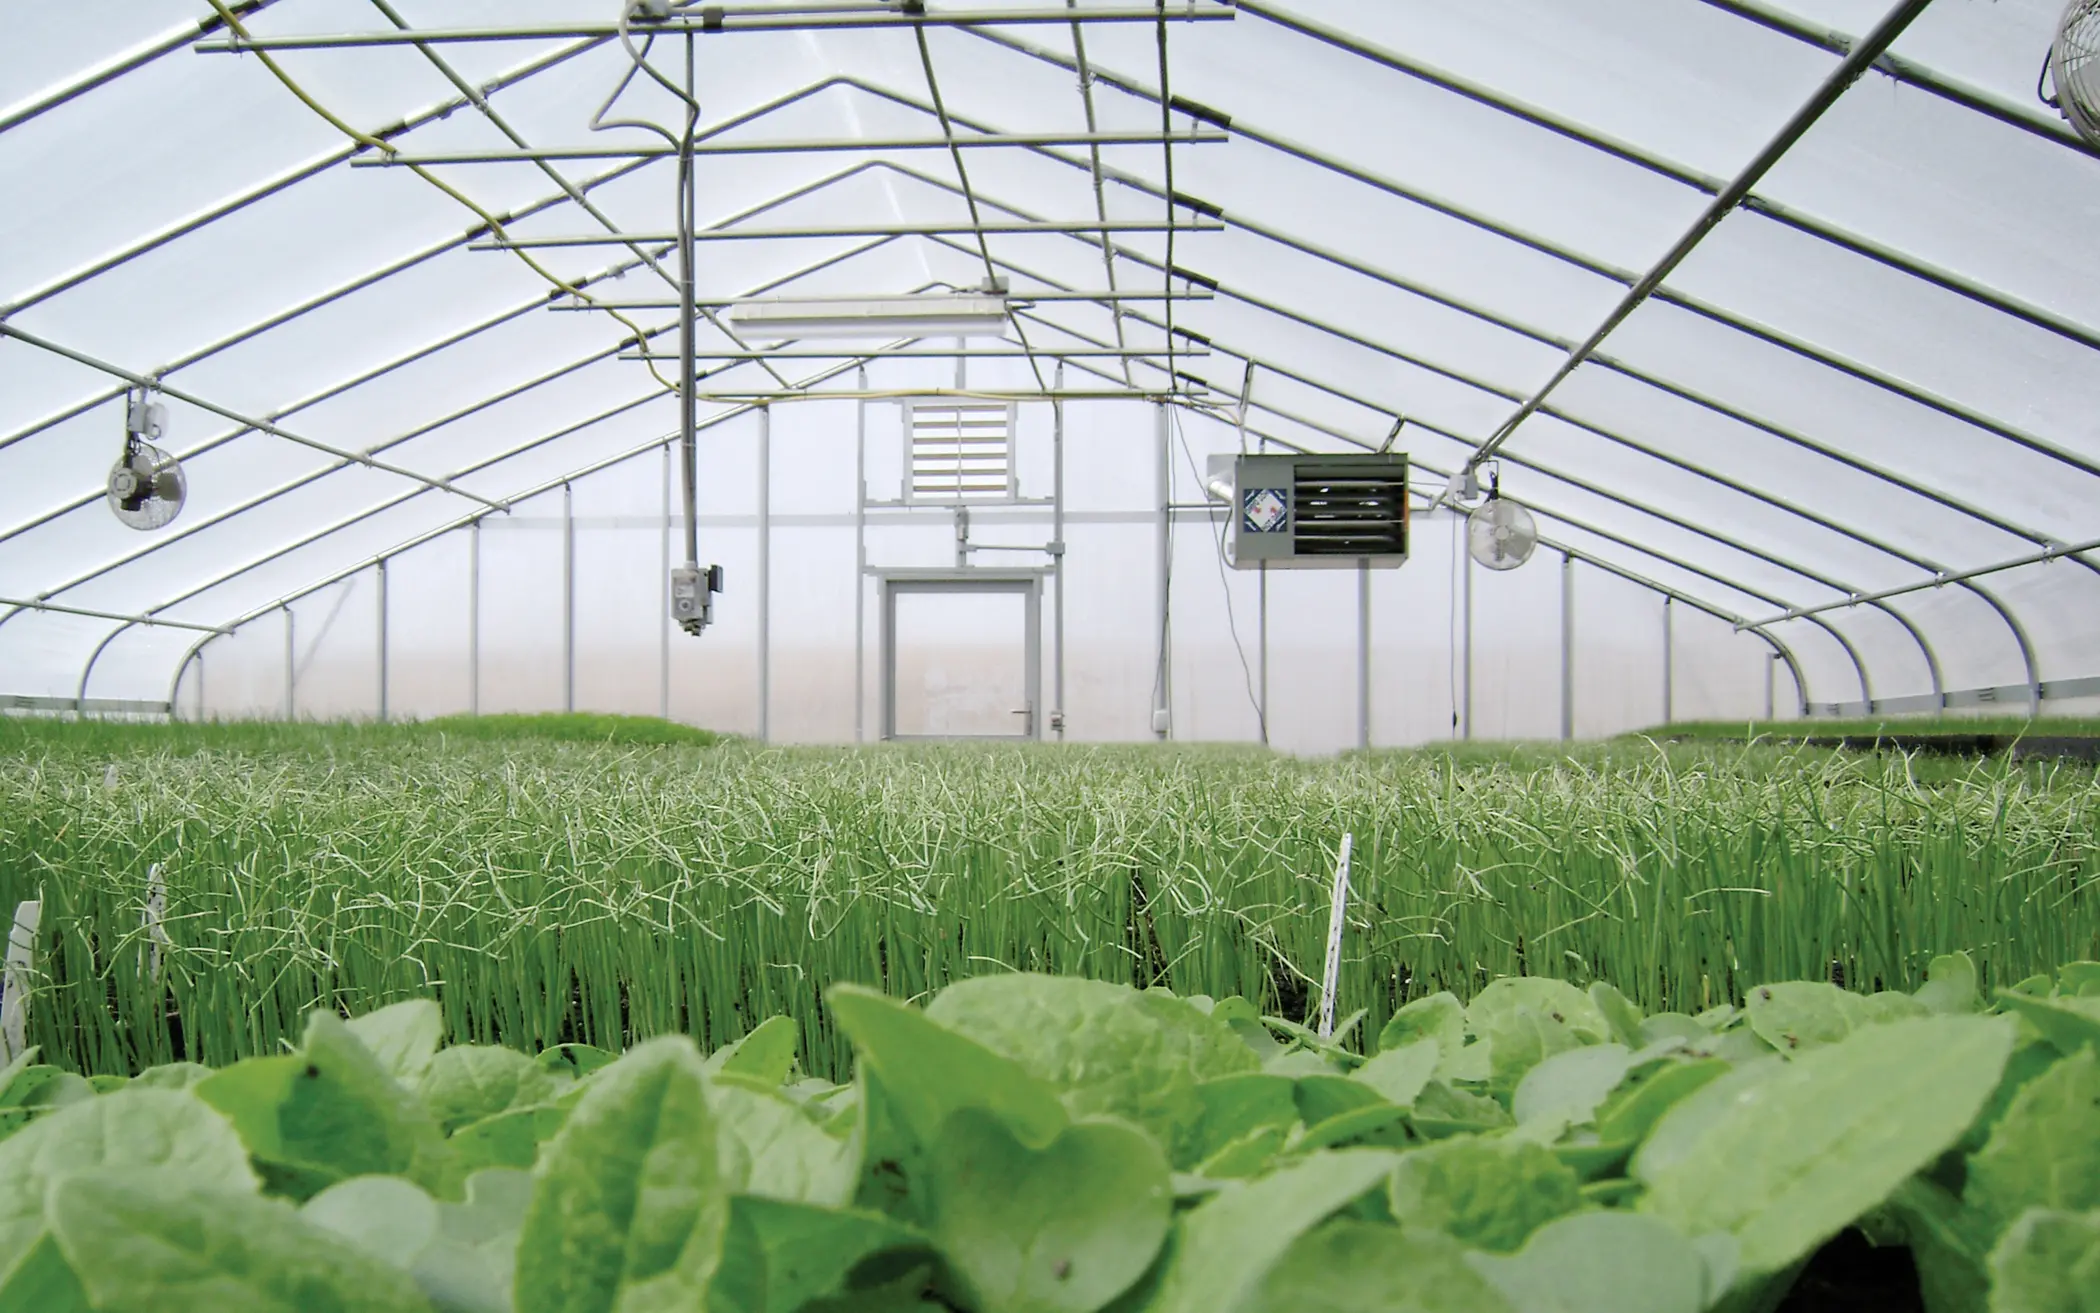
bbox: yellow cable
[206,0,679,393]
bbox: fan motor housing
[1223,453,1409,569]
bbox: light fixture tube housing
[727,293,1011,340]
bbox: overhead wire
[1172,406,1265,742]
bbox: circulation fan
[1466,468,1537,572]
[2044,1,2100,145]
[107,391,185,531]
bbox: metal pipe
[757,406,772,742]
[1462,543,1474,740]
[195,7,1236,48]
[854,369,868,743]
[686,387,1173,401]
[1356,560,1370,751]
[284,605,295,720]
[551,289,1213,309]
[354,130,1227,165]
[0,1,279,136]
[469,520,481,716]
[563,482,575,714]
[622,348,1201,360]
[479,218,1221,248]
[1052,374,1067,739]
[1739,532,2100,629]
[660,443,672,719]
[1767,653,1777,722]
[1154,401,1170,740]
[1663,596,1675,724]
[376,560,389,723]
[1439,0,1936,490]
[1560,552,1574,741]
[0,596,227,633]
[75,627,125,713]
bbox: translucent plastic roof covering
[4,0,2099,713]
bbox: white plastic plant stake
[0,900,40,1066]
[1317,833,1353,1039]
[143,863,168,983]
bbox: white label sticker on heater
[1243,488,1288,533]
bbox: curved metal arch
[920,39,2100,566]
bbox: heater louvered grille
[1290,463,1409,556]
[909,402,1015,502]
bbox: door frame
[877,568,1045,741]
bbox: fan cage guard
[108,443,186,531]
[1468,499,1538,572]
[2054,0,2100,143]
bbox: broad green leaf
[705,1016,800,1087]
[1467,979,1611,1046]
[709,1078,858,1207]
[1386,1134,1583,1253]
[1245,1220,1513,1313]
[1988,1208,2100,1313]
[923,975,1257,1167]
[1593,1059,1729,1148]
[1589,982,1647,1048]
[346,999,444,1086]
[1467,1212,1712,1313]
[47,1167,434,1313]
[1146,1149,1402,1313]
[1377,993,1465,1062]
[197,1011,459,1201]
[304,1170,529,1313]
[1634,1014,2015,1278]
[451,1107,546,1171]
[0,1067,91,1139]
[132,1062,213,1091]
[1294,1074,1387,1129]
[1626,1057,1783,1184]
[1411,1080,1512,1137]
[927,1108,1172,1313]
[86,1073,128,1093]
[1968,1049,2100,1240]
[1192,1074,1298,1160]
[720,1196,934,1313]
[1295,1102,1412,1152]
[1195,1124,1289,1179]
[1637,1015,1709,1048]
[1741,981,1924,1054]
[536,1045,620,1078]
[1915,953,1982,1015]
[0,1087,256,1284]
[2058,963,2100,997]
[1960,1041,2064,1156]
[420,1045,570,1134]
[1997,992,2100,1057]
[1350,1039,1440,1108]
[1483,1007,1587,1094]
[0,1234,90,1312]
[1513,1044,1633,1127]
[830,985,1066,1151]
[515,1036,728,1313]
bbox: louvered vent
[1290,461,1409,556]
[909,401,1015,502]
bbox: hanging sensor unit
[727,291,1010,340]
[670,563,723,635]
[1217,453,1409,568]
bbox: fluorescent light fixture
[727,293,1011,340]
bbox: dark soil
[1776,1229,1923,1313]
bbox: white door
[884,580,1039,739]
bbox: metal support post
[757,405,771,743]
[1153,402,1170,740]
[853,369,868,743]
[1356,560,1371,751]
[562,482,575,714]
[1462,545,1474,741]
[468,519,481,716]
[660,443,672,719]
[283,605,295,721]
[376,559,389,723]
[1766,652,1778,722]
[1560,553,1574,742]
[1052,370,1067,740]
[1662,596,1675,724]
[1258,562,1269,747]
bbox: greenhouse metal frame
[3,0,2097,749]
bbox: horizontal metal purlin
[351,130,1229,165]
[477,220,1223,247]
[1736,532,2100,630]
[194,6,1236,49]
[0,694,173,716]
[0,596,229,633]
[1810,674,2100,718]
[0,0,279,136]
[621,348,1198,360]
[549,290,1214,310]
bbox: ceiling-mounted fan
[2043,1,2100,144]
[107,390,186,531]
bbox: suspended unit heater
[1223,453,1410,568]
